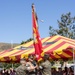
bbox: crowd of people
[51,67,74,75]
[0,68,16,75]
[0,53,74,75]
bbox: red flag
[32,4,43,61]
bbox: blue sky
[0,0,75,43]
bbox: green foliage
[20,41,25,45]
[51,61,55,66]
[0,63,20,69]
[49,26,57,36]
[68,60,73,64]
[49,12,75,39]
[20,38,33,45]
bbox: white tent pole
[11,40,13,49]
[12,63,13,68]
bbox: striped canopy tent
[0,35,75,62]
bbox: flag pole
[32,4,43,61]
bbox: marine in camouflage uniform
[26,54,37,75]
[15,58,27,75]
[40,53,51,75]
[16,64,27,75]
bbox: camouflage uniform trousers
[40,60,51,75]
[15,65,27,75]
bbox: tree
[20,38,33,44]
[21,41,25,45]
[49,26,57,36]
[49,12,75,39]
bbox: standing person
[68,67,74,75]
[57,68,63,75]
[39,53,51,75]
[26,54,38,75]
[10,68,16,75]
[1,69,6,75]
[63,67,68,75]
[51,68,57,75]
[15,58,28,75]
[15,58,36,75]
